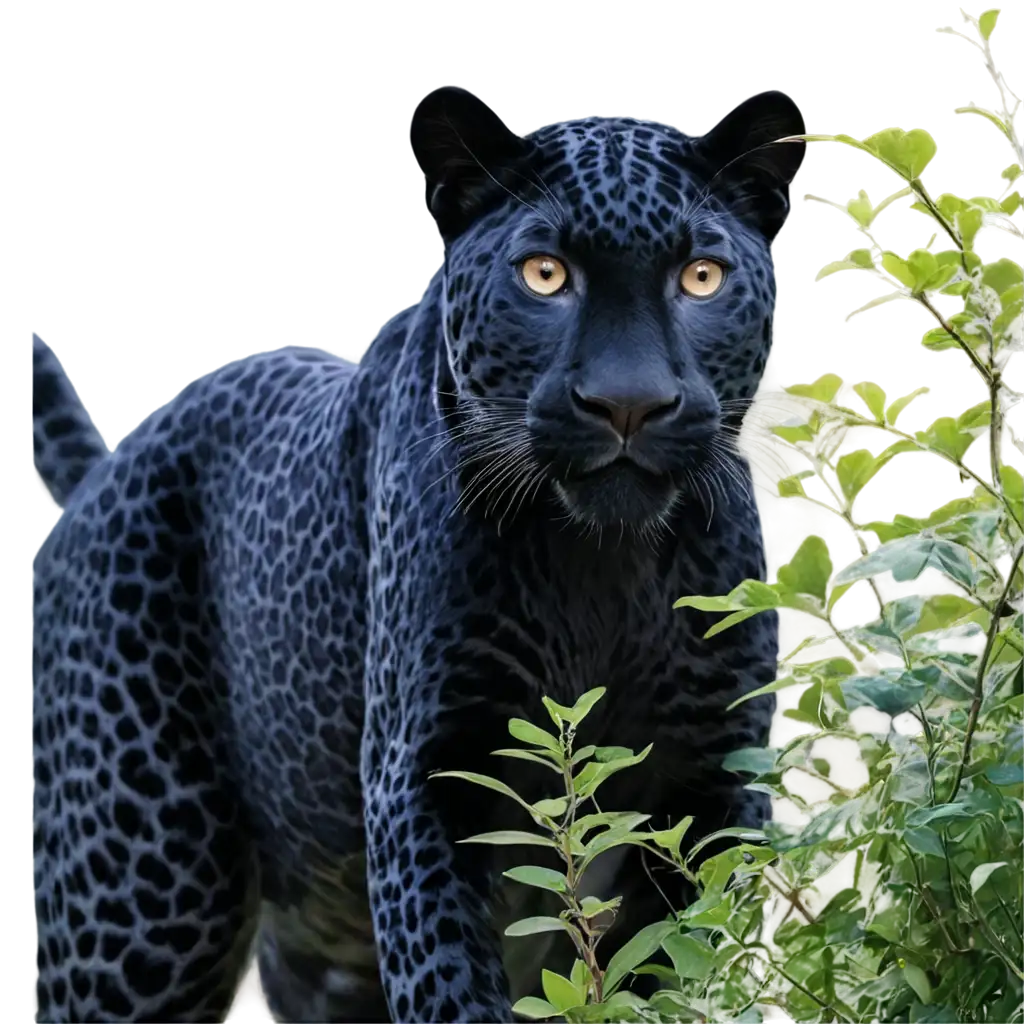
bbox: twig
[904,844,963,954]
[947,543,1024,803]
[917,294,995,385]
[766,958,852,1023]
[762,867,816,925]
[971,892,1024,981]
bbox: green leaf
[954,401,987,430]
[573,744,652,799]
[605,991,653,1013]
[868,127,936,178]
[837,450,882,502]
[674,594,738,613]
[979,9,999,38]
[1002,163,1022,183]
[594,746,635,762]
[880,251,915,289]
[570,745,597,766]
[794,655,856,680]
[860,380,892,419]
[727,674,803,710]
[662,934,714,981]
[460,831,558,848]
[573,812,650,840]
[868,512,925,544]
[905,803,975,827]
[432,771,535,813]
[674,578,780,614]
[570,959,588,996]
[882,249,956,293]
[969,861,1008,894]
[937,516,999,565]
[903,963,933,1005]
[770,407,827,444]
[916,416,978,461]
[784,373,843,403]
[686,827,766,862]
[579,895,622,918]
[532,798,569,817]
[778,470,814,497]
[540,689,606,728]
[784,677,846,729]
[777,536,832,600]
[581,826,646,861]
[502,865,568,893]
[841,670,928,716]
[925,495,978,528]
[816,248,875,280]
[907,249,945,287]
[602,920,676,995]
[508,719,561,753]
[504,917,567,936]
[541,969,584,1012]
[569,687,607,724]
[955,104,1011,139]
[511,996,559,1019]
[909,594,988,636]
[927,192,965,221]
[846,191,874,227]
[847,244,872,266]
[957,205,985,248]
[922,327,959,350]
[722,747,779,776]
[886,386,929,425]
[999,466,1024,524]
[790,794,864,843]
[833,535,977,589]
[981,257,1022,294]
[643,816,694,860]
[904,825,946,859]
[729,577,782,606]
[679,891,736,927]
[540,696,575,728]
[1001,191,1022,215]
[675,581,778,634]
[986,763,1023,786]
[884,598,925,634]
[901,131,933,181]
[846,291,906,320]
[491,749,562,772]
[702,608,767,639]
[995,283,1023,348]
[631,964,678,984]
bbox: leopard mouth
[564,455,666,484]
[555,458,678,528]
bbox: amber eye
[680,259,726,298]
[520,255,568,296]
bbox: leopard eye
[680,259,726,299]
[520,255,568,296]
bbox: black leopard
[32,85,804,1022]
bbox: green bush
[440,8,1022,1023]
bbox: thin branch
[917,293,995,385]
[947,542,1024,803]
[766,958,853,1023]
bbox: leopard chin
[553,460,679,530]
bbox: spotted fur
[33,87,804,1022]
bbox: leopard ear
[694,91,805,241]
[411,87,530,240]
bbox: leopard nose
[571,386,682,440]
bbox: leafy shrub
[441,8,1022,1022]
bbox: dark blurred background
[2,6,991,1015]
